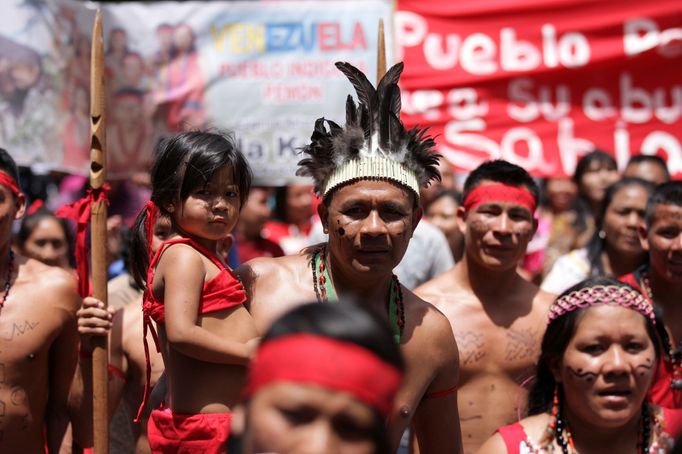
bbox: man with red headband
[621,181,682,408]
[416,160,554,454]
[238,62,462,453]
[0,148,82,452]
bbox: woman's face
[555,305,656,429]
[545,177,577,212]
[23,217,68,268]
[579,162,619,204]
[602,185,648,257]
[245,382,378,454]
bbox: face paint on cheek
[635,357,655,376]
[338,227,345,236]
[567,366,598,383]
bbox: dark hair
[462,159,539,205]
[424,188,461,212]
[626,154,670,183]
[573,149,617,186]
[259,301,403,454]
[272,186,288,223]
[585,177,654,277]
[0,148,21,186]
[528,277,662,416]
[16,208,74,266]
[130,131,252,288]
[645,181,682,227]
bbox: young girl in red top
[130,131,259,453]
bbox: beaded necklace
[552,401,657,454]
[312,248,404,344]
[639,268,682,390]
[0,249,14,310]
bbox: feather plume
[297,61,441,196]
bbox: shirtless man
[416,160,554,453]
[0,148,81,452]
[238,61,462,453]
[621,181,682,408]
[76,296,164,453]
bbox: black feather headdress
[297,61,441,198]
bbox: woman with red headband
[238,302,404,454]
[479,277,682,454]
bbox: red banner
[397,0,682,177]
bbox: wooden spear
[89,10,109,454]
[377,18,386,82]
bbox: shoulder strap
[497,423,527,454]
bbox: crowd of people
[0,59,681,454]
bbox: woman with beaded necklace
[478,278,682,454]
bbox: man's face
[458,182,536,271]
[320,180,420,275]
[642,203,682,283]
[623,161,669,186]
[0,174,25,245]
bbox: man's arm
[46,282,81,453]
[412,310,463,454]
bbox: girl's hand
[246,337,261,360]
[77,297,114,336]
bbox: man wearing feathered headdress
[238,61,463,453]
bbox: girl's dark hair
[260,301,404,454]
[130,131,252,288]
[573,149,617,187]
[585,177,654,277]
[16,207,75,267]
[527,277,662,416]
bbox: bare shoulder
[414,268,460,307]
[534,289,555,311]
[236,253,309,299]
[403,289,457,357]
[477,431,508,454]
[17,256,80,312]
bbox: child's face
[174,165,241,246]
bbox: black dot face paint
[338,227,345,236]
[568,366,597,383]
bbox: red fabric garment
[236,237,284,263]
[497,422,526,454]
[137,237,246,422]
[651,356,682,409]
[619,270,682,408]
[147,408,231,454]
[664,407,682,439]
[55,185,110,298]
[143,237,247,324]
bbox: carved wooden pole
[377,18,386,81]
[90,10,109,454]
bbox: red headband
[0,172,20,198]
[463,183,536,213]
[244,334,402,417]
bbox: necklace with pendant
[311,247,404,344]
